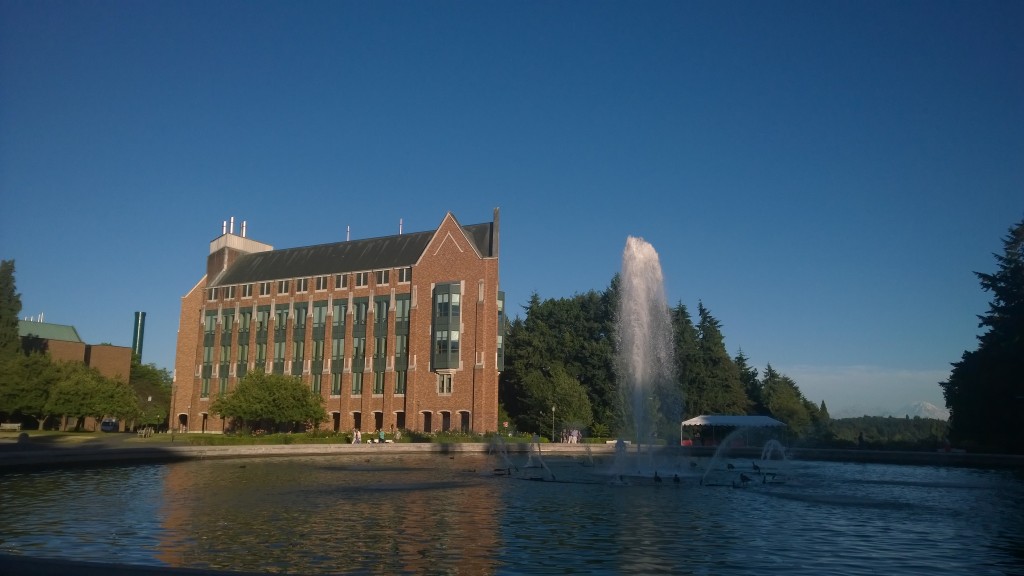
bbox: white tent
[681,415,785,428]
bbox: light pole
[551,405,556,443]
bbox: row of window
[199,369,454,398]
[207,267,413,301]
[204,297,412,334]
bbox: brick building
[18,320,132,382]
[173,210,504,435]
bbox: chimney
[242,220,247,238]
[222,220,227,235]
[399,218,403,235]
[230,216,235,235]
[132,311,146,360]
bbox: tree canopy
[211,369,327,432]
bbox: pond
[1,451,1022,575]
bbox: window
[435,330,449,356]
[293,306,307,329]
[278,280,290,294]
[353,336,366,359]
[219,377,228,395]
[274,341,286,362]
[256,342,266,363]
[331,373,342,396]
[242,284,253,298]
[449,330,460,355]
[355,272,368,287]
[396,297,411,322]
[222,312,234,333]
[395,334,408,358]
[375,270,390,285]
[256,309,270,332]
[207,288,218,301]
[398,267,412,283]
[201,378,210,398]
[259,282,271,296]
[437,373,452,395]
[351,371,363,395]
[224,286,236,300]
[313,339,324,361]
[450,293,460,318]
[239,310,251,331]
[331,338,345,361]
[313,302,328,328]
[332,301,347,327]
[311,374,321,394]
[335,274,348,289]
[275,306,289,329]
[354,301,368,325]
[315,276,329,291]
[295,278,309,293]
[203,345,213,364]
[374,298,388,322]
[220,344,230,363]
[204,313,217,334]
[293,340,304,364]
[373,371,385,394]
[395,370,407,395]
[239,342,249,362]
[374,337,387,359]
[435,293,450,317]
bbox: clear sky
[2,1,1021,417]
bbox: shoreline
[1,436,1021,470]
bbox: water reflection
[0,454,1022,575]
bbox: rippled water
[1,453,1022,575]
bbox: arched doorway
[177,413,188,433]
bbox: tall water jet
[616,237,679,454]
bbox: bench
[0,423,22,432]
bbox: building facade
[172,210,504,435]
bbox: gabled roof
[18,320,83,343]
[211,219,495,287]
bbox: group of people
[351,425,402,444]
[559,428,583,443]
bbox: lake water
[1,452,1022,575]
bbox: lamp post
[551,405,556,443]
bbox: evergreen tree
[671,302,703,417]
[0,260,22,357]
[761,363,812,436]
[941,218,1024,452]
[696,302,748,414]
[735,349,763,414]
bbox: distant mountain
[886,401,949,421]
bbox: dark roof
[211,221,494,287]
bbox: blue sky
[2,1,1021,417]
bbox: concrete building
[173,210,504,435]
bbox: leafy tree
[0,260,21,357]
[130,356,172,428]
[47,362,138,430]
[0,352,60,428]
[211,369,327,432]
[941,218,1024,452]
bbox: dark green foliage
[828,416,949,450]
[44,362,137,430]
[941,218,1024,453]
[130,356,172,427]
[0,260,21,357]
[0,352,60,427]
[694,303,748,415]
[211,369,327,432]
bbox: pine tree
[941,218,1024,453]
[0,260,22,357]
[696,302,748,414]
